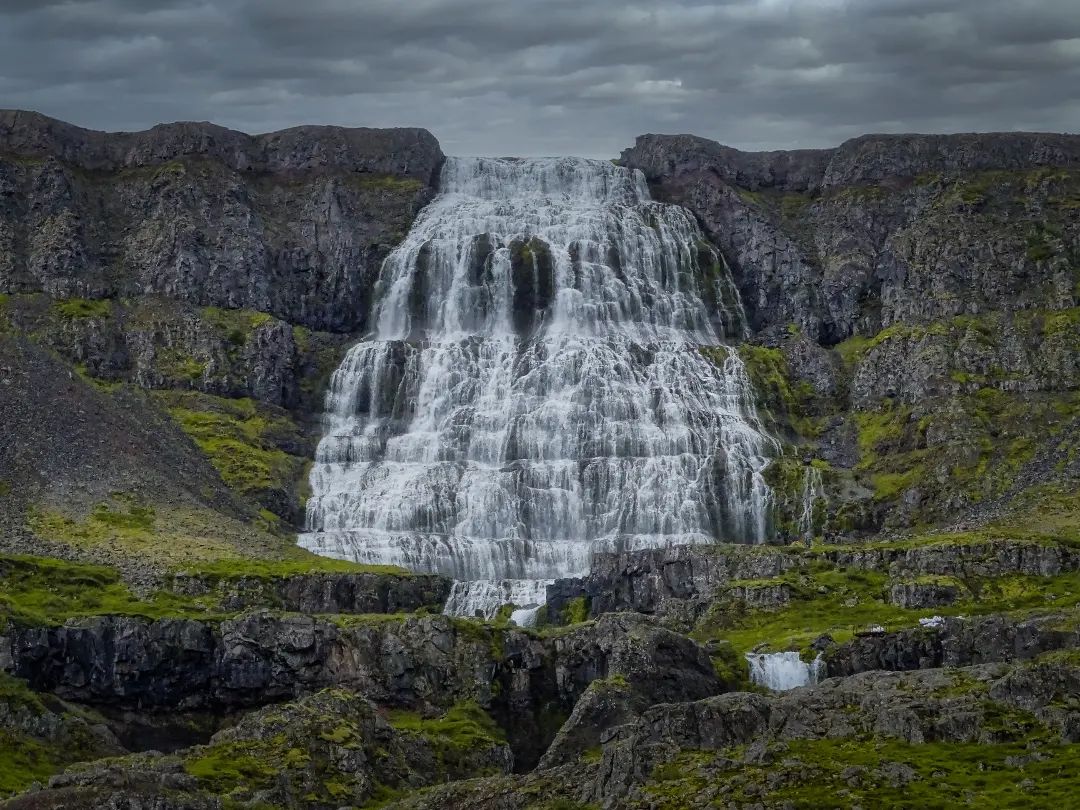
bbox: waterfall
[746,652,824,691]
[797,464,825,543]
[299,156,775,619]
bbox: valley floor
[3,494,1080,808]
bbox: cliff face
[0,112,443,545]
[623,131,1080,535]
[0,110,443,333]
[622,131,1080,343]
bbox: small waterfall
[746,652,824,691]
[797,464,825,543]
[299,157,776,618]
[442,579,551,621]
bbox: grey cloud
[0,0,1076,156]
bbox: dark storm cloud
[1,0,1077,156]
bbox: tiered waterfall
[299,157,775,620]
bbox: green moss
[560,596,591,625]
[737,188,766,206]
[155,391,307,509]
[0,670,121,796]
[0,733,60,796]
[708,640,753,690]
[51,297,111,319]
[156,348,207,381]
[690,537,1080,658]
[387,701,507,775]
[185,745,278,793]
[0,553,212,628]
[201,306,273,351]
[644,737,1080,809]
[852,405,930,501]
[705,344,820,439]
[177,555,410,580]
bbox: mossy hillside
[641,735,1080,810]
[177,555,410,581]
[22,494,407,599]
[153,390,310,520]
[386,701,508,778]
[0,724,100,797]
[179,688,416,807]
[25,493,309,569]
[50,297,112,320]
[348,174,425,194]
[691,536,1080,657]
[0,672,126,796]
[200,305,272,352]
[763,455,837,540]
[0,550,434,635]
[559,596,591,625]
[0,553,217,627]
[835,306,1080,390]
[722,344,824,440]
[850,385,1079,514]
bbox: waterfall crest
[299,157,775,618]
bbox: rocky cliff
[0,111,443,553]
[622,131,1080,536]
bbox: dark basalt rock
[2,611,720,774]
[0,109,443,180]
[824,613,1080,677]
[621,131,1080,342]
[0,110,444,334]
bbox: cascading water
[299,156,776,620]
[746,652,824,691]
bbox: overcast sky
[1,0,1078,157]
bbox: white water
[300,157,776,618]
[746,652,824,691]
[442,578,552,621]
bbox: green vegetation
[850,385,1079,508]
[728,344,822,439]
[180,690,394,805]
[645,737,1080,809]
[25,494,275,567]
[179,556,409,580]
[691,535,1080,657]
[707,640,754,691]
[0,704,116,799]
[702,344,825,473]
[155,390,307,507]
[560,596,591,625]
[0,553,212,627]
[201,306,273,350]
[155,347,207,381]
[185,745,278,793]
[51,297,111,319]
[387,701,507,776]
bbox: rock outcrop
[2,611,721,774]
[621,129,1080,381]
[824,613,1080,677]
[0,110,443,334]
[384,657,1080,809]
[547,536,1080,627]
